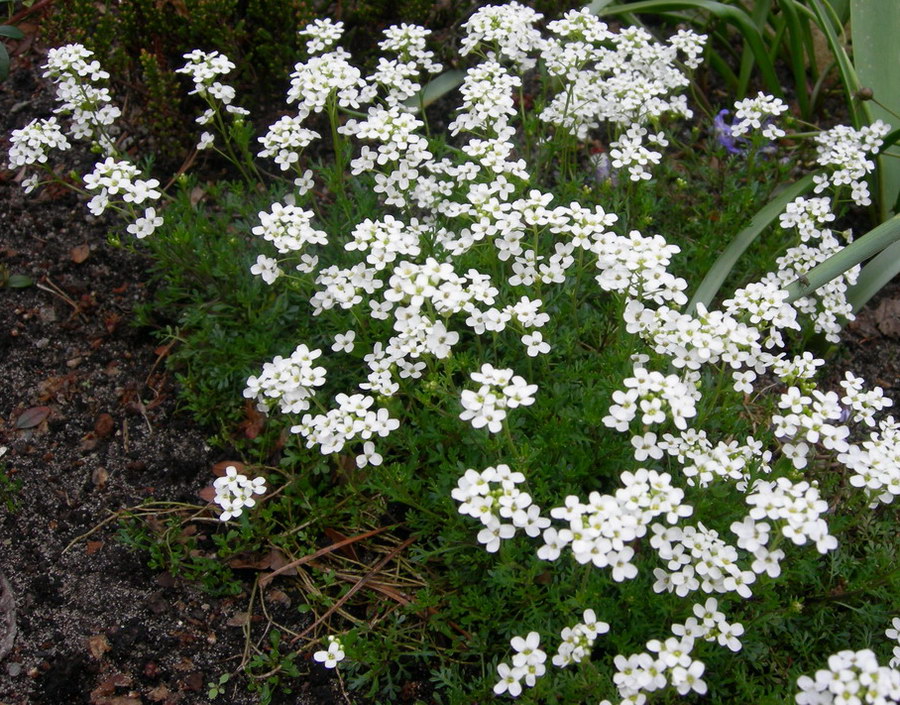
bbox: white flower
[521,331,551,356]
[197,131,215,150]
[126,207,164,239]
[313,635,345,668]
[250,254,282,285]
[212,466,266,521]
[355,441,383,468]
[332,330,356,353]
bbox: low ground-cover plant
[7,4,900,703]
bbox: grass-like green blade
[404,70,466,112]
[807,0,866,129]
[776,0,812,118]
[851,0,900,220]
[597,0,783,98]
[686,173,817,314]
[735,0,771,102]
[784,213,900,303]
[847,240,900,313]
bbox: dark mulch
[0,38,347,705]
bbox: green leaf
[785,213,900,303]
[0,41,8,81]
[0,25,23,39]
[851,0,900,219]
[847,240,900,313]
[404,70,466,112]
[6,274,33,288]
[808,0,867,129]
[687,173,818,314]
[596,0,783,98]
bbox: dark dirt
[0,33,349,705]
[1,12,900,705]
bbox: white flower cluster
[299,18,344,55]
[379,23,442,74]
[540,469,692,580]
[7,118,71,189]
[369,23,442,105]
[459,364,537,433]
[257,116,320,171]
[243,343,326,414]
[7,43,125,193]
[658,430,772,488]
[176,50,248,152]
[493,632,547,697]
[795,649,900,705]
[609,124,668,181]
[81,157,164,238]
[312,634,345,668]
[603,635,707,704]
[772,386,850,468]
[813,119,891,206]
[839,372,894,426]
[460,1,545,71]
[176,49,238,105]
[291,392,399,458]
[447,60,528,179]
[42,43,121,148]
[839,416,900,506]
[763,196,859,343]
[287,47,372,118]
[597,600,744,705]
[213,465,266,521]
[553,609,610,667]
[745,477,837,553]
[252,201,328,255]
[540,17,704,144]
[671,598,745,652]
[624,291,793,380]
[651,521,757,598]
[730,91,788,139]
[452,464,549,552]
[342,106,433,207]
[780,196,837,242]
[603,365,699,432]
[593,231,687,306]
[887,618,900,669]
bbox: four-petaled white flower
[313,635,345,668]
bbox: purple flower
[713,109,747,155]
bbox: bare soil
[0,41,347,705]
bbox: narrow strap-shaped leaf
[0,42,9,81]
[784,213,900,302]
[847,240,900,313]
[851,0,900,220]
[404,70,466,112]
[686,173,817,315]
[808,0,868,129]
[776,0,812,118]
[736,0,771,101]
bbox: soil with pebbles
[0,49,348,705]
[2,20,900,705]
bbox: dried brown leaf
[874,298,900,337]
[15,405,50,429]
[87,634,111,661]
[70,243,90,263]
